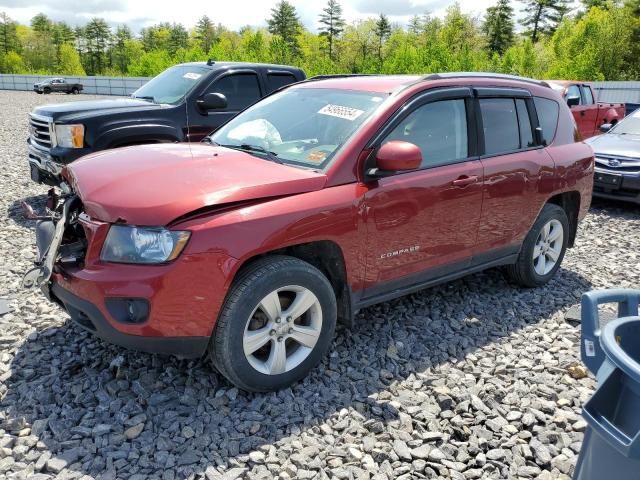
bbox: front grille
[595,155,640,175]
[29,114,53,150]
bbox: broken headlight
[100,225,190,264]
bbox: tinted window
[267,74,297,92]
[567,85,582,104]
[516,99,534,148]
[382,99,468,169]
[582,86,594,105]
[533,97,559,146]
[480,98,519,155]
[211,73,262,110]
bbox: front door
[362,94,484,298]
[187,71,263,141]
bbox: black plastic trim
[51,283,209,358]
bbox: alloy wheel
[532,219,564,276]
[243,285,323,375]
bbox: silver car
[586,110,640,204]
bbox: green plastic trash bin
[574,289,640,480]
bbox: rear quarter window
[533,97,559,146]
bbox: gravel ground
[0,89,639,480]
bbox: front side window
[566,85,582,104]
[382,99,468,169]
[209,73,262,110]
[480,98,520,155]
[132,65,210,105]
[210,87,387,169]
[533,97,560,145]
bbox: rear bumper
[51,283,210,358]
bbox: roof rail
[423,72,551,88]
[306,74,377,81]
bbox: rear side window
[210,73,262,110]
[533,97,560,146]
[382,99,468,169]
[582,86,594,105]
[480,98,520,155]
[516,99,534,148]
[267,73,298,92]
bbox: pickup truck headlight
[101,225,190,264]
[54,123,84,148]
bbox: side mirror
[600,123,613,133]
[369,141,422,176]
[197,92,227,111]
[567,95,580,107]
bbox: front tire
[43,88,51,94]
[506,203,569,287]
[210,256,337,392]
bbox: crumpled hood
[586,133,640,160]
[65,143,327,225]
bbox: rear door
[362,88,484,299]
[474,89,555,262]
[579,84,598,138]
[188,70,263,141]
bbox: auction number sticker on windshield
[318,104,364,121]
[183,72,202,80]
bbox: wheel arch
[546,191,580,247]
[233,240,353,327]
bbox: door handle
[452,175,479,187]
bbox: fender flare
[94,124,182,149]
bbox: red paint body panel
[51,75,595,345]
[548,81,625,139]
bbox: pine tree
[113,25,132,73]
[195,15,217,53]
[0,12,18,54]
[267,0,301,53]
[374,14,391,64]
[521,0,570,42]
[83,18,111,74]
[318,0,345,60]
[484,0,515,54]
[408,15,423,35]
[31,13,52,34]
[167,23,189,56]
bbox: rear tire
[506,203,569,288]
[72,87,79,94]
[210,256,337,392]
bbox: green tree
[0,50,25,73]
[57,43,85,74]
[374,14,391,64]
[267,0,301,54]
[112,25,133,73]
[83,18,111,74]
[521,0,570,42]
[31,13,52,34]
[0,13,18,54]
[195,15,217,53]
[318,0,345,60]
[167,23,189,56]
[623,0,640,77]
[484,0,515,54]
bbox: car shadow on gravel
[0,267,591,479]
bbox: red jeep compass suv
[26,73,594,391]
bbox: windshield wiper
[218,143,282,164]
[133,95,156,103]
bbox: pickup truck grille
[29,114,54,150]
[595,155,640,175]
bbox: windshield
[209,88,388,169]
[611,110,640,135]
[132,65,209,105]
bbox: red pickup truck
[548,81,625,140]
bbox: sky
[0,0,500,33]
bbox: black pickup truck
[33,78,83,95]
[28,61,306,185]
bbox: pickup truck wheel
[36,91,42,95]
[210,256,337,392]
[72,87,79,94]
[43,87,51,94]
[505,203,569,288]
